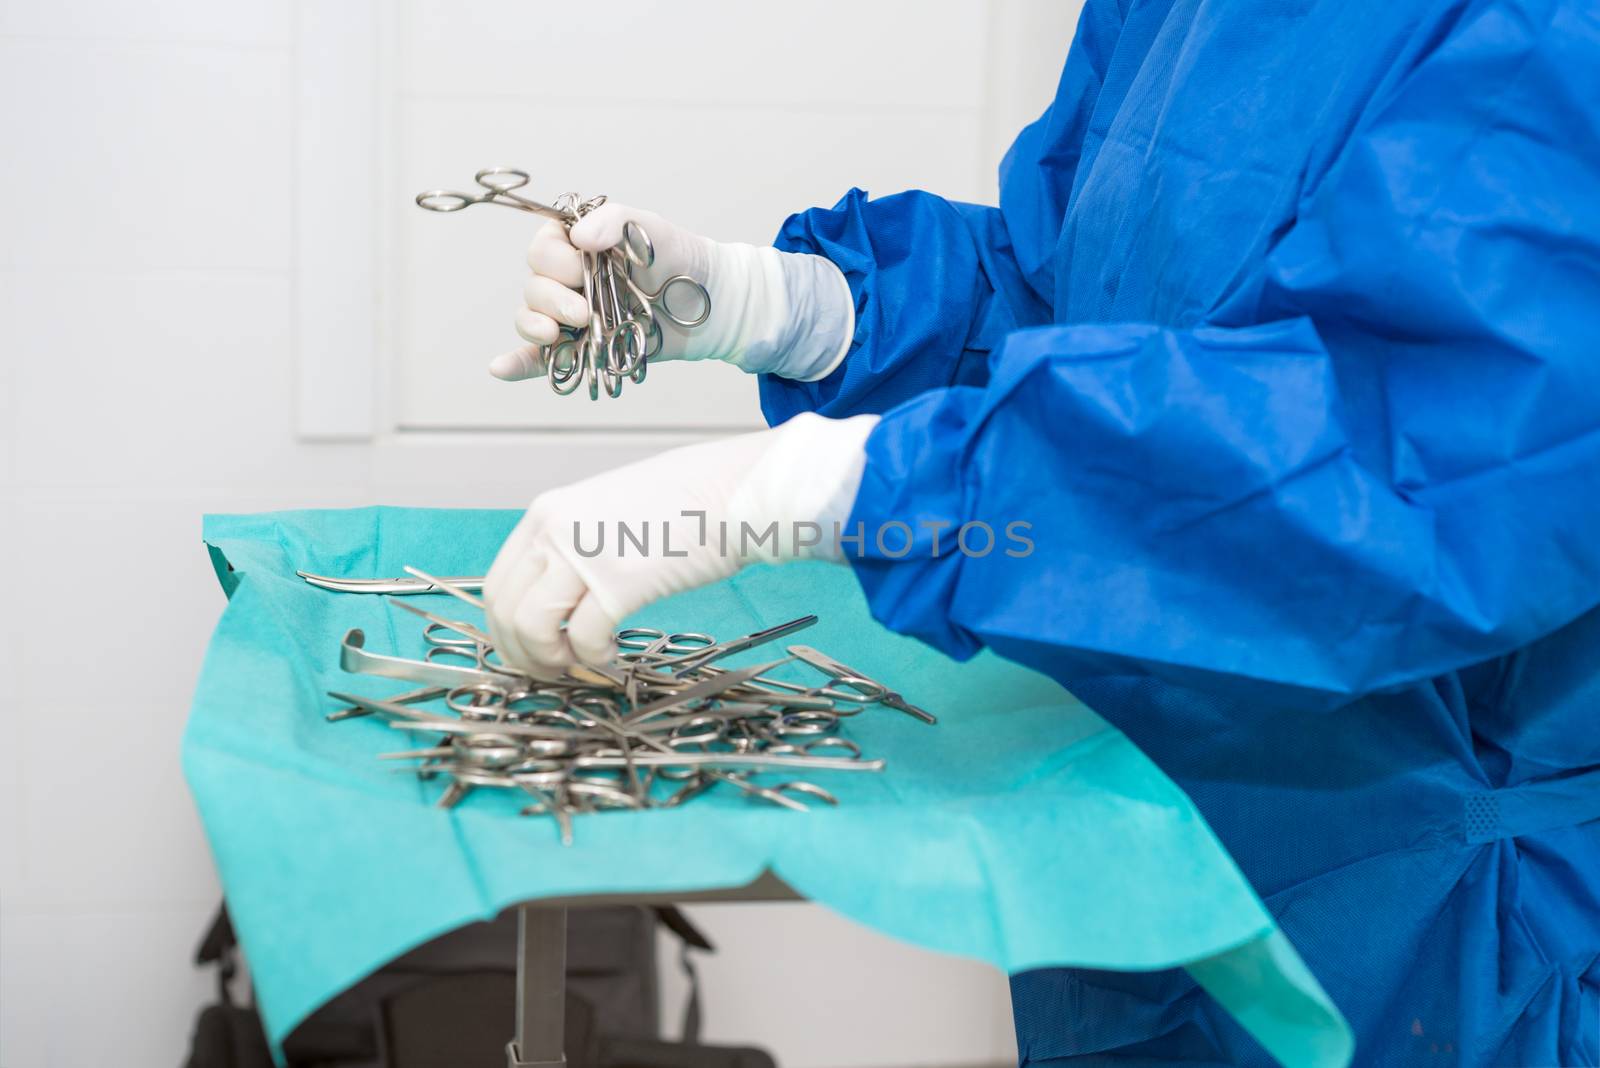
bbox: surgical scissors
[297,571,484,595]
[617,615,817,675]
[316,567,933,842]
[787,645,939,724]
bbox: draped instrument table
[184,508,1353,1068]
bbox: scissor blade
[573,752,883,772]
[787,644,873,687]
[668,615,818,676]
[494,189,569,222]
[570,662,629,687]
[882,694,938,725]
[327,684,445,721]
[384,717,579,741]
[788,644,935,724]
[624,657,792,725]
[298,571,485,595]
[402,566,487,610]
[388,598,494,646]
[327,690,447,721]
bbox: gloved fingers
[488,343,549,381]
[566,590,620,667]
[526,222,584,287]
[524,274,590,330]
[568,202,659,254]
[485,550,547,673]
[508,558,589,672]
[515,306,562,346]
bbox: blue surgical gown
[760,0,1600,1063]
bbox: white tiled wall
[0,2,1078,1066]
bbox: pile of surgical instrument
[305,567,935,845]
[415,167,710,401]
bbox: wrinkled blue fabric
[761,0,1600,1063]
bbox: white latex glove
[490,204,854,383]
[484,412,880,673]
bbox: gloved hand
[484,412,880,673]
[490,204,855,383]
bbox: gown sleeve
[844,1,1600,709]
[756,0,1128,424]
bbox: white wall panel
[16,697,220,908]
[7,271,369,492]
[0,282,15,487]
[0,40,292,272]
[294,0,382,440]
[0,0,290,45]
[0,558,20,904]
[0,904,48,1068]
[397,105,987,245]
[660,904,1019,1067]
[0,739,18,905]
[12,497,227,709]
[980,0,1084,197]
[371,433,718,505]
[0,905,220,1067]
[398,0,989,111]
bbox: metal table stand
[506,871,802,1068]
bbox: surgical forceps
[615,615,818,676]
[313,570,936,843]
[297,570,484,595]
[415,167,570,221]
[415,167,711,401]
[787,645,939,724]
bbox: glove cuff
[727,411,879,563]
[696,243,854,380]
[760,250,855,382]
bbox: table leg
[506,904,567,1068]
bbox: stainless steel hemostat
[308,567,934,845]
[415,167,711,400]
